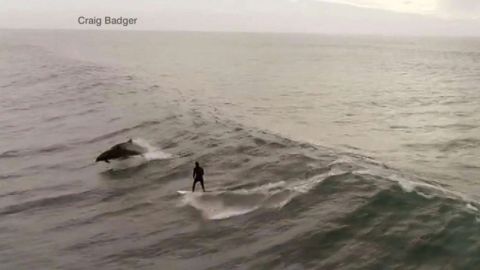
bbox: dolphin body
[95,139,147,163]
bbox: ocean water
[0,30,480,269]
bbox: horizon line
[1,27,480,39]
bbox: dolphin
[95,139,147,163]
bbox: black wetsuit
[192,166,205,192]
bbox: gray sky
[1,0,479,36]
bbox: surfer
[192,161,206,192]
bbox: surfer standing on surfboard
[192,161,206,192]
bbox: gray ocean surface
[1,30,480,269]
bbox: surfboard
[177,190,208,194]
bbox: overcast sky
[1,0,479,36]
